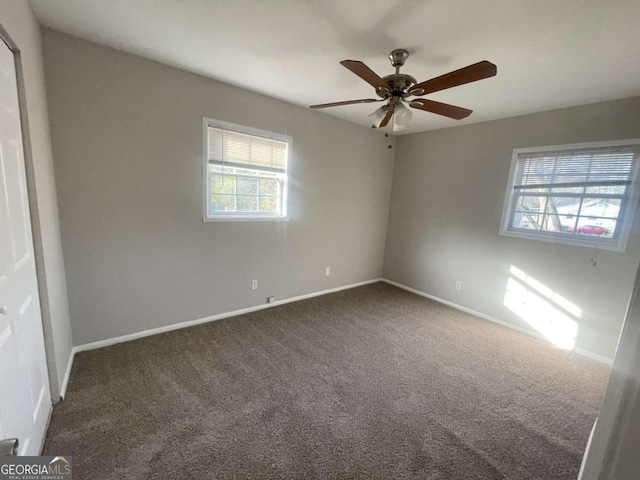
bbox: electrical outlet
[267,296,275,304]
[325,266,331,277]
[251,280,258,290]
[455,281,462,290]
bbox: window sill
[203,215,289,223]
[499,228,626,252]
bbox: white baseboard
[381,278,613,366]
[572,347,613,365]
[74,278,383,354]
[59,347,76,399]
[65,275,611,392]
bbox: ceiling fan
[310,49,497,132]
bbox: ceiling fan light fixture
[368,105,388,128]
[392,102,412,132]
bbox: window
[500,140,640,251]
[203,118,291,221]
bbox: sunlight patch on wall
[504,266,580,350]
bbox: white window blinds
[513,146,640,191]
[500,140,640,252]
[208,126,288,173]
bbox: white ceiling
[29,0,640,134]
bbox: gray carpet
[44,283,609,479]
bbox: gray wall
[41,28,640,360]
[42,30,395,346]
[384,97,640,360]
[0,1,73,400]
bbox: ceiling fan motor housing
[378,50,423,99]
[378,74,418,99]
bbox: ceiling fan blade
[310,99,382,109]
[340,60,391,92]
[409,99,472,120]
[409,61,497,95]
[378,104,395,128]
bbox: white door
[0,38,51,455]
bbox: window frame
[499,139,640,252]
[202,117,292,222]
